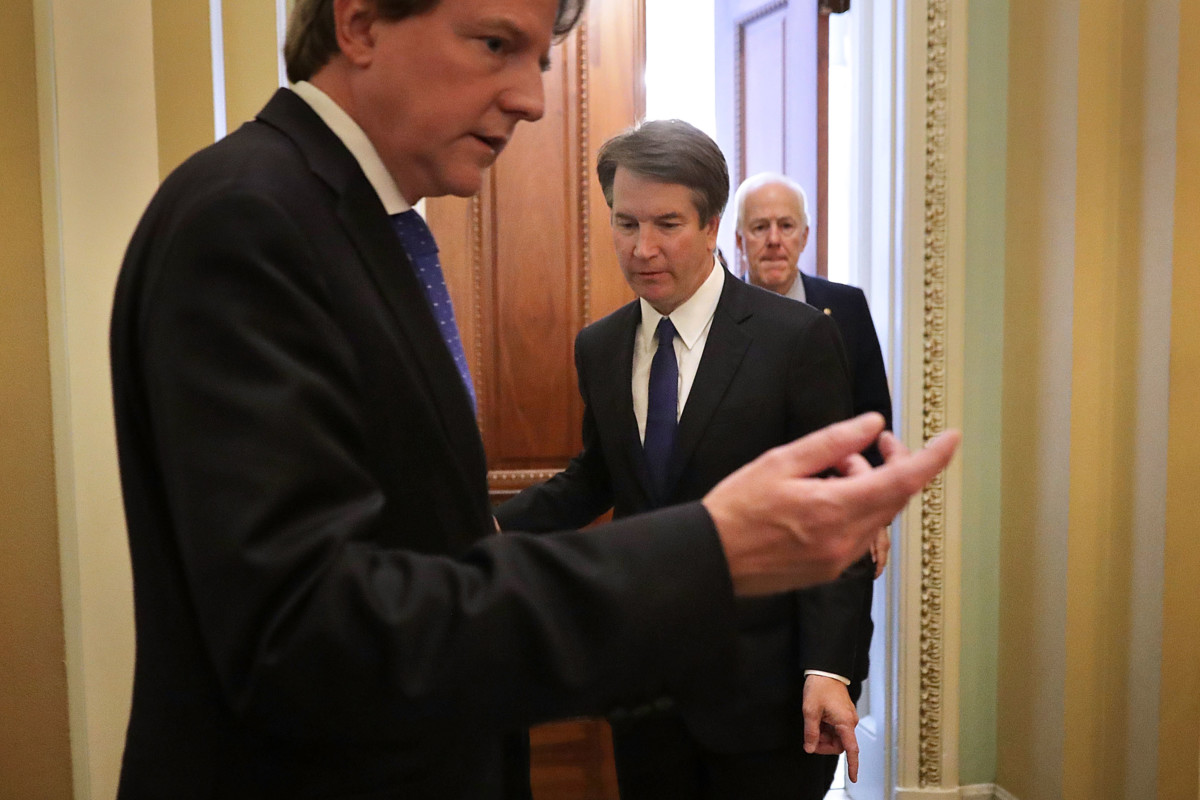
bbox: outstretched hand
[703,413,959,596]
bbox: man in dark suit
[110,1,957,797]
[495,120,871,800]
[736,170,896,791]
[735,172,893,561]
[735,173,893,450]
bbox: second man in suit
[735,171,896,792]
[496,121,871,799]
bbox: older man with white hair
[735,171,896,791]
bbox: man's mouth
[473,134,508,156]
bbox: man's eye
[780,222,795,233]
[484,37,506,54]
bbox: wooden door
[426,1,644,797]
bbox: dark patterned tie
[390,210,477,411]
[643,317,678,500]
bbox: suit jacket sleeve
[494,334,615,532]
[113,186,739,745]
[787,312,874,679]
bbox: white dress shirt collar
[638,259,725,347]
[783,270,807,303]
[631,260,725,440]
[291,81,411,215]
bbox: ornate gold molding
[470,192,485,434]
[919,0,949,787]
[577,19,592,326]
[489,469,563,493]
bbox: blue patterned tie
[390,210,477,411]
[643,317,678,499]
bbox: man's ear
[800,224,810,252]
[333,0,379,67]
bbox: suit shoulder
[802,273,868,305]
[157,122,312,207]
[578,301,638,345]
[736,279,827,329]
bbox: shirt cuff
[804,670,851,686]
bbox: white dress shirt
[783,271,807,303]
[632,260,724,442]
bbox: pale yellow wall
[32,1,289,796]
[222,0,283,132]
[998,2,1077,795]
[1063,0,1168,794]
[1158,0,1200,793]
[999,1,1183,798]
[1,1,73,797]
[151,0,216,178]
[37,0,161,795]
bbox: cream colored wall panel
[1,0,73,796]
[151,0,215,177]
[37,0,160,796]
[222,0,283,132]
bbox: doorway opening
[646,1,903,797]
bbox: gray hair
[734,172,810,232]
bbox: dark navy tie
[390,210,477,411]
[644,317,678,499]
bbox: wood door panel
[718,0,823,276]
[487,58,581,467]
[741,11,787,177]
[529,720,619,800]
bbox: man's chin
[752,269,792,292]
[419,167,488,200]
[444,173,487,199]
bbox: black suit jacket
[800,272,893,688]
[496,272,871,752]
[110,88,743,800]
[800,273,893,447]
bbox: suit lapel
[597,304,656,507]
[257,90,488,518]
[801,272,832,316]
[663,274,752,499]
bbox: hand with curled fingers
[702,412,959,596]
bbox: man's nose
[765,223,782,244]
[633,227,659,257]
[501,62,546,122]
